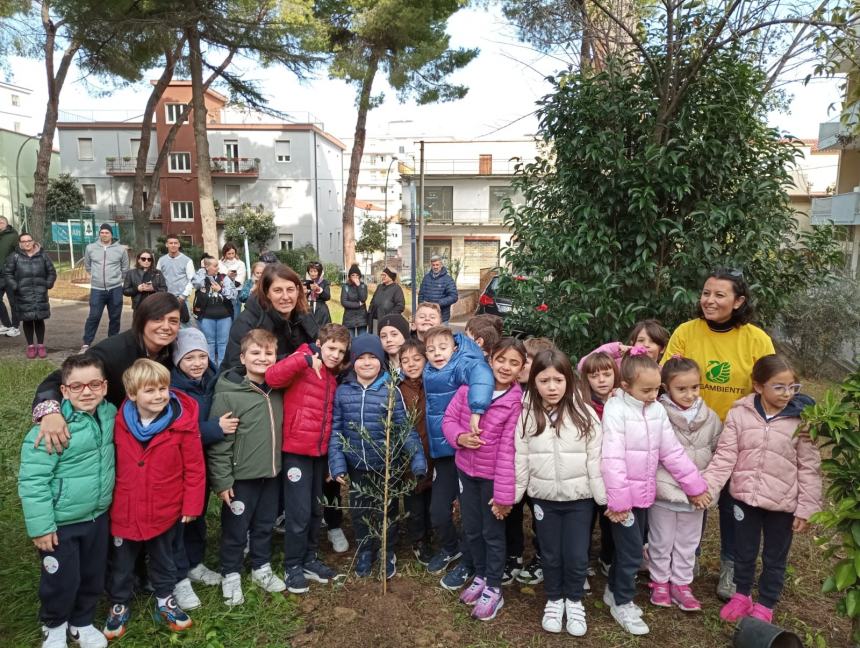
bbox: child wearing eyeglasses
[18,354,115,648]
[703,354,821,625]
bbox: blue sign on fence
[51,220,115,244]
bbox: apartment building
[57,81,345,262]
[397,139,539,288]
[0,82,35,134]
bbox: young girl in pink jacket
[703,354,821,624]
[442,337,526,622]
[601,349,710,636]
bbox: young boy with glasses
[19,355,115,648]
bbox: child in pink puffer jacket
[600,350,710,637]
[704,354,821,625]
[443,338,525,622]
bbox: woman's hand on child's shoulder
[35,413,70,455]
[33,532,58,552]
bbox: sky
[6,4,845,143]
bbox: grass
[0,361,853,648]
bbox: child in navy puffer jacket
[328,334,427,580]
[422,326,494,584]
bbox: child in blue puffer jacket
[328,334,427,580]
[422,326,494,588]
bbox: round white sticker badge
[733,504,745,522]
[622,511,635,528]
[287,467,302,483]
[113,536,123,547]
[533,504,544,521]
[230,500,246,516]
[43,556,59,574]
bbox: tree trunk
[30,2,79,239]
[342,52,380,268]
[186,23,218,256]
[132,43,183,249]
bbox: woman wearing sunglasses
[123,249,167,310]
[661,268,775,602]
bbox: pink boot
[459,576,486,606]
[648,581,671,607]
[749,603,773,623]
[26,345,36,359]
[37,344,47,358]
[720,593,753,622]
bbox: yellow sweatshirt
[661,319,775,421]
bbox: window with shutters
[77,138,94,161]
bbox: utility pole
[418,140,425,272]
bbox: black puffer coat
[4,245,56,321]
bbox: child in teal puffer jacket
[19,354,115,648]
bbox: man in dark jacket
[0,216,20,336]
[418,255,458,323]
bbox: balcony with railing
[398,208,506,226]
[811,192,860,225]
[105,158,157,175]
[401,157,522,176]
[210,157,260,177]
[108,204,163,221]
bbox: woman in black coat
[340,263,368,337]
[368,267,405,333]
[123,248,168,310]
[4,233,56,359]
[222,263,318,370]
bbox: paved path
[0,298,133,362]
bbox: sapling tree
[329,370,423,593]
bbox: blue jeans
[198,316,231,366]
[83,286,123,345]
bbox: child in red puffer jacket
[265,323,350,594]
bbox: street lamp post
[383,155,398,265]
[15,132,42,230]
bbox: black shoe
[412,540,433,566]
[516,555,543,585]
[502,555,523,585]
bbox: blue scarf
[122,393,179,443]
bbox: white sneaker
[602,584,617,609]
[67,624,107,648]
[541,599,564,633]
[78,344,89,353]
[251,563,287,593]
[41,622,67,648]
[173,578,201,610]
[222,572,244,607]
[611,602,649,635]
[328,527,349,553]
[188,563,222,586]
[6,326,20,337]
[565,600,587,637]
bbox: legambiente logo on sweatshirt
[706,360,731,384]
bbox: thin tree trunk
[132,42,183,249]
[381,376,395,594]
[186,23,218,256]
[30,1,78,239]
[343,52,380,268]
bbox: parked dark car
[475,274,513,317]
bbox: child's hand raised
[33,532,58,552]
[457,432,485,449]
[218,488,234,505]
[793,517,809,533]
[219,411,240,435]
[489,499,512,520]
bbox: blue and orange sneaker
[103,603,130,641]
[154,595,192,632]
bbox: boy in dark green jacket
[208,328,285,606]
[19,355,115,648]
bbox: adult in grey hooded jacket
[81,224,129,349]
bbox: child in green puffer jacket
[19,354,115,648]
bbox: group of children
[19,299,822,646]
